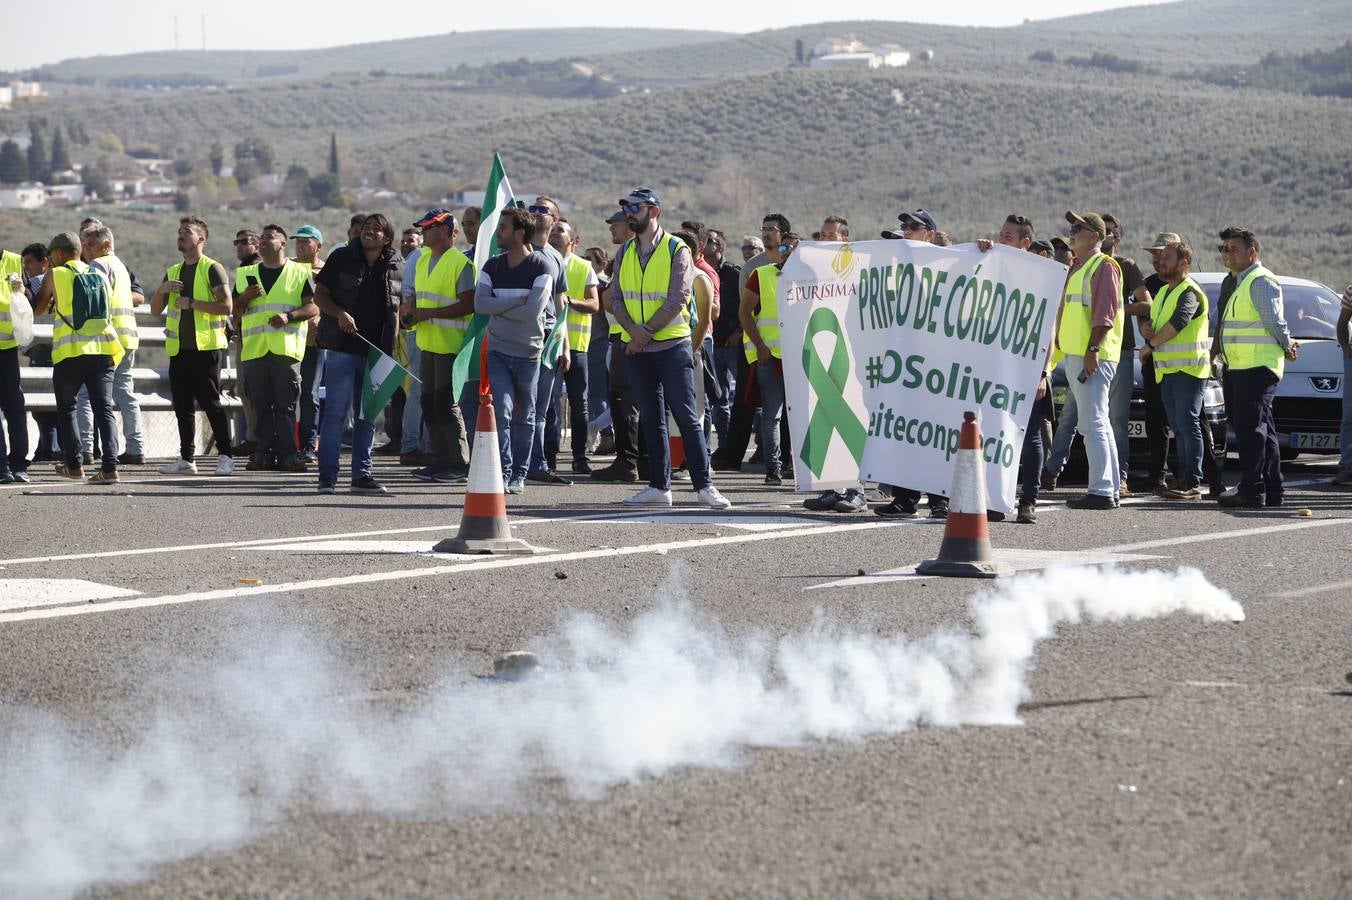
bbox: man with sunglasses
[876,209,950,519]
[1213,226,1297,508]
[1057,210,1124,510]
[608,187,731,509]
[523,195,574,485]
[739,232,799,486]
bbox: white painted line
[0,519,906,625]
[0,579,139,612]
[252,540,558,555]
[807,550,1165,590]
[1268,577,1352,600]
[813,515,1352,592]
[1110,515,1352,553]
[576,514,828,532]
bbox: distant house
[0,81,45,109]
[46,184,87,203]
[0,185,46,209]
[810,35,910,70]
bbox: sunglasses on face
[903,222,926,232]
[622,203,651,215]
[233,239,255,246]
[527,205,555,216]
[1069,223,1091,234]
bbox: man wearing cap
[608,187,731,509]
[1138,240,1210,500]
[1057,210,1124,510]
[292,225,325,464]
[592,208,649,483]
[875,209,950,519]
[1215,225,1297,508]
[32,231,123,483]
[235,224,318,472]
[402,209,476,484]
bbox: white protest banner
[778,240,1066,513]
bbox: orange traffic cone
[667,407,686,469]
[433,391,535,556]
[916,411,1013,578]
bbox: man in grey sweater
[473,206,553,494]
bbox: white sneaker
[696,485,732,510]
[623,486,673,507]
[214,455,235,476]
[160,458,197,475]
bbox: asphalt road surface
[1,452,1349,899]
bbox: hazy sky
[10,0,1174,71]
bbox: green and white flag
[453,152,515,400]
[362,342,410,422]
[541,315,567,369]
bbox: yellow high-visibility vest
[166,256,228,355]
[50,260,123,366]
[1221,264,1284,377]
[617,233,692,344]
[414,247,474,355]
[564,254,593,353]
[94,253,138,351]
[1149,277,1211,381]
[1056,251,1123,361]
[236,261,310,362]
[743,263,782,363]
[0,249,21,350]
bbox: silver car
[1193,272,1345,458]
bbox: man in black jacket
[313,213,402,495]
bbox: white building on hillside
[810,36,910,69]
[0,185,46,209]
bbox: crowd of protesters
[2,196,1349,521]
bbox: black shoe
[710,458,742,472]
[572,458,592,475]
[527,470,573,485]
[282,454,310,472]
[591,464,638,483]
[1016,501,1037,524]
[987,510,1005,522]
[117,452,144,465]
[1066,493,1116,510]
[246,452,271,471]
[317,477,336,494]
[1207,481,1226,499]
[875,499,918,518]
[350,475,389,495]
[1217,492,1263,508]
[833,489,868,513]
[764,470,783,486]
[803,490,842,511]
[1265,494,1284,508]
[1040,470,1057,491]
[372,442,401,456]
[928,498,950,519]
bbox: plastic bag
[8,276,34,350]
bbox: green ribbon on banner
[799,306,867,478]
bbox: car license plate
[1127,421,1146,438]
[1289,432,1340,450]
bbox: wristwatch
[1086,344,1100,353]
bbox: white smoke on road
[0,564,1243,897]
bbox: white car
[1192,272,1344,458]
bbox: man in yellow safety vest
[608,186,731,510]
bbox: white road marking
[253,540,558,555]
[576,514,828,532]
[806,549,1166,590]
[0,579,139,612]
[809,515,1352,591]
[1268,577,1352,600]
[0,520,907,624]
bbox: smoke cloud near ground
[0,564,1243,898]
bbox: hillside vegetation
[15,28,724,85]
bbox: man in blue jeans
[739,231,798,485]
[1337,284,1352,485]
[474,207,551,494]
[608,187,731,510]
[312,214,402,495]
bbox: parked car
[1192,272,1344,459]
